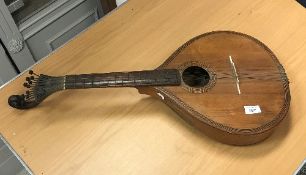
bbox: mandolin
[8,31,290,145]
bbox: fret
[122,72,131,85]
[64,69,181,89]
[92,74,102,88]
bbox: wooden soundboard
[0,0,306,174]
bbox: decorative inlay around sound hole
[179,61,216,93]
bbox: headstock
[8,70,64,109]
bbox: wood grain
[151,31,290,145]
[0,0,306,174]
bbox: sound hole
[182,66,210,87]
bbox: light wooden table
[1,0,306,174]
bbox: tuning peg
[29,70,39,76]
[25,91,29,98]
[25,94,30,99]
[25,77,34,84]
[23,83,30,88]
[30,76,35,80]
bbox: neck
[64,69,181,89]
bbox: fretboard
[64,69,181,89]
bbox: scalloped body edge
[137,31,290,145]
[137,86,290,145]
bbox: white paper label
[244,105,261,114]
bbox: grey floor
[0,135,32,175]
[5,0,57,25]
